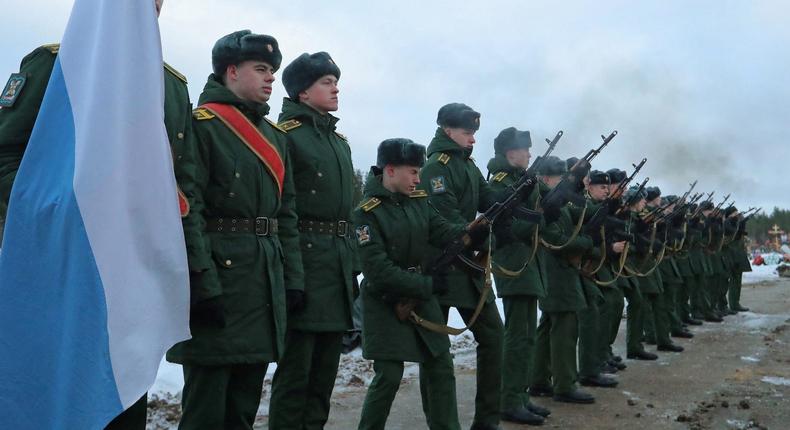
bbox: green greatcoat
[354,172,464,362]
[0,44,198,429]
[166,74,304,366]
[420,128,499,308]
[276,97,356,331]
[486,154,546,412]
[354,172,464,430]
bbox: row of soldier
[0,7,754,430]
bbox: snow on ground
[743,264,779,284]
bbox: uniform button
[317,172,323,177]
[225,259,232,266]
[306,243,313,249]
[177,132,184,139]
[310,189,316,195]
[235,172,241,178]
[228,192,235,198]
[177,155,182,160]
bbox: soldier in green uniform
[486,127,550,426]
[419,103,504,430]
[267,51,357,430]
[0,1,195,427]
[601,168,629,368]
[725,208,751,312]
[658,196,694,340]
[529,156,596,404]
[354,138,482,430]
[689,201,723,322]
[618,187,658,361]
[577,170,620,388]
[166,30,304,430]
[675,204,706,326]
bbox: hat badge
[266,44,273,53]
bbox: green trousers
[623,285,645,355]
[643,297,657,343]
[578,297,601,378]
[532,311,579,395]
[728,271,744,310]
[691,274,716,319]
[602,287,625,359]
[420,302,502,426]
[178,363,268,430]
[715,274,731,312]
[269,330,344,430]
[359,351,460,430]
[105,394,146,430]
[645,292,672,347]
[500,296,538,411]
[679,276,695,321]
[663,282,685,333]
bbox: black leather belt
[205,217,278,236]
[298,219,350,237]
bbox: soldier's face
[647,197,661,207]
[300,74,339,113]
[633,199,646,212]
[586,183,609,201]
[385,165,421,194]
[506,148,531,169]
[608,182,624,198]
[444,127,476,149]
[226,61,276,103]
[663,203,676,215]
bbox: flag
[0,1,190,428]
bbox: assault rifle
[644,180,698,223]
[541,130,618,212]
[426,130,564,276]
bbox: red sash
[200,102,285,196]
[177,187,189,218]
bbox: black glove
[190,295,226,329]
[431,272,449,295]
[286,289,306,313]
[467,222,490,250]
[352,274,361,299]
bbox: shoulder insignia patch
[430,176,447,194]
[0,73,27,108]
[41,43,60,54]
[334,131,348,141]
[410,189,428,198]
[278,119,302,132]
[360,197,382,212]
[356,225,372,245]
[437,153,451,165]
[192,107,215,120]
[469,156,476,162]
[492,172,508,182]
[265,117,286,132]
[164,62,187,84]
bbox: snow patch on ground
[743,264,778,284]
[761,376,790,387]
[740,355,761,363]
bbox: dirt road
[313,277,790,430]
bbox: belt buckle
[336,220,348,237]
[255,217,269,236]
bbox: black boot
[684,318,703,326]
[527,402,551,417]
[600,362,619,374]
[735,305,750,312]
[501,407,545,425]
[704,314,723,323]
[671,329,694,339]
[580,374,619,388]
[657,343,684,352]
[553,389,595,404]
[627,350,658,360]
[609,359,627,370]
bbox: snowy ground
[147,263,781,428]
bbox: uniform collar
[198,74,270,122]
[280,97,339,132]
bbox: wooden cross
[769,224,784,248]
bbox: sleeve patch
[492,172,508,182]
[437,153,451,164]
[410,189,428,198]
[430,176,447,194]
[0,73,27,108]
[360,197,381,212]
[356,225,372,245]
[278,119,302,132]
[192,107,215,120]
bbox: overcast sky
[2,0,788,210]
